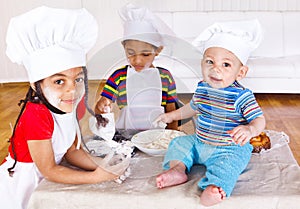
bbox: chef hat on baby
[192,19,263,65]
[6,6,98,83]
[119,3,175,47]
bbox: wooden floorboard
[0,82,299,165]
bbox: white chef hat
[119,4,175,47]
[6,6,98,83]
[192,19,263,65]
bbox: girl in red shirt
[0,7,129,209]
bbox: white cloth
[6,6,98,82]
[27,131,300,209]
[0,156,42,209]
[192,19,263,65]
[51,113,78,164]
[0,112,77,209]
[116,66,164,130]
[89,113,116,141]
[119,3,175,47]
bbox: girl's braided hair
[7,84,40,176]
[82,67,109,128]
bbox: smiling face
[123,40,163,72]
[40,67,85,113]
[201,47,248,89]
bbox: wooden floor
[1,82,300,165]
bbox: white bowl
[131,129,186,156]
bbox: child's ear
[155,46,164,56]
[236,66,248,81]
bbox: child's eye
[141,53,153,57]
[75,77,84,83]
[125,50,135,56]
[55,79,64,85]
[205,59,213,64]
[223,62,231,67]
[127,52,135,56]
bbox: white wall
[1,0,300,83]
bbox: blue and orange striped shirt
[190,81,263,145]
[101,65,178,109]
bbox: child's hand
[95,152,131,176]
[154,113,174,125]
[95,97,112,114]
[152,114,167,128]
[227,125,253,146]
[93,166,118,182]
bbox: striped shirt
[101,65,178,109]
[190,81,263,145]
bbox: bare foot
[200,185,226,206]
[156,167,188,189]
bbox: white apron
[0,112,77,209]
[116,66,164,130]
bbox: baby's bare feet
[156,167,188,189]
[200,185,226,206]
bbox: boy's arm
[179,103,198,119]
[158,103,197,124]
[248,115,266,137]
[229,115,266,146]
[94,72,120,114]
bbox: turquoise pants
[163,134,253,197]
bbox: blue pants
[163,134,253,197]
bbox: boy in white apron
[95,4,178,131]
[0,7,129,209]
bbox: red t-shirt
[8,102,54,162]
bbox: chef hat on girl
[192,19,263,65]
[6,6,98,83]
[119,3,175,47]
